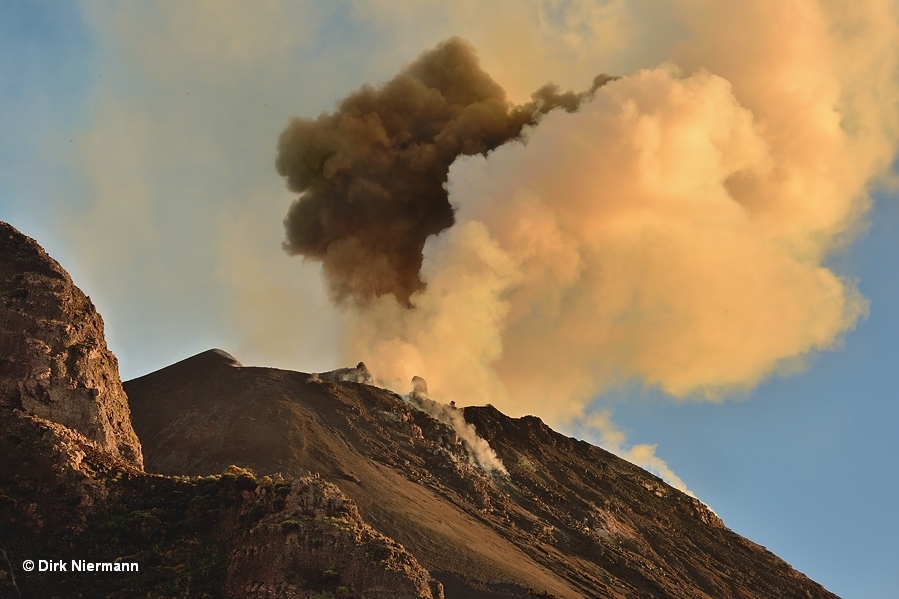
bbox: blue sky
[2,2,897,597]
[1,1,93,241]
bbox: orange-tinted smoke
[342,1,899,421]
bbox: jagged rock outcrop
[227,474,442,599]
[0,222,142,468]
[315,362,375,385]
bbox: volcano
[124,349,837,599]
[0,221,838,598]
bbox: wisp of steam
[407,375,507,475]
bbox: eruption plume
[279,1,899,428]
[275,37,611,305]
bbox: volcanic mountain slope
[0,222,441,599]
[126,350,838,599]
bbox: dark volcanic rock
[126,351,839,599]
[0,411,440,598]
[0,222,142,468]
[226,473,443,599]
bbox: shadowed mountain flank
[126,351,839,599]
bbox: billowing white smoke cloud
[345,0,899,424]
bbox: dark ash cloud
[276,37,611,305]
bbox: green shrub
[281,519,303,532]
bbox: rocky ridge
[126,349,839,598]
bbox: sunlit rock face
[0,221,143,468]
